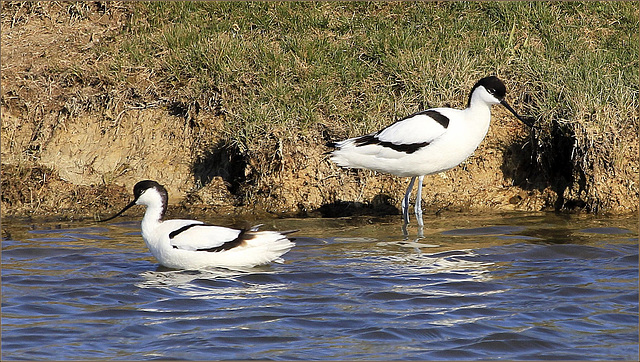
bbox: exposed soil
[2,2,638,221]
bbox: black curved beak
[500,99,537,129]
[99,199,137,222]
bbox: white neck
[136,188,166,241]
[468,88,496,110]
[461,93,494,147]
[141,201,163,226]
[466,88,496,125]
[139,206,162,251]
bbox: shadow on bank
[501,119,590,212]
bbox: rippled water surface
[2,212,638,360]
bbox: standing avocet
[328,76,534,231]
[100,180,296,270]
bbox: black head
[133,180,165,200]
[468,76,536,128]
[99,180,168,222]
[467,76,507,107]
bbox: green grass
[100,1,637,166]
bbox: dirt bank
[1,2,638,220]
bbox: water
[2,212,638,360]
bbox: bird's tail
[241,229,296,266]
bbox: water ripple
[2,214,638,360]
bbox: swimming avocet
[329,76,534,229]
[100,180,296,270]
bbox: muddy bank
[3,105,636,220]
[1,2,638,220]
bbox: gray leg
[415,176,425,238]
[402,176,417,227]
[414,175,424,227]
[401,222,409,239]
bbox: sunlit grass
[99,1,637,190]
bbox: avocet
[329,76,534,230]
[101,180,296,270]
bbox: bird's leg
[414,175,424,238]
[402,176,417,231]
[414,175,424,226]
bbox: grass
[102,2,637,144]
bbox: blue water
[2,212,638,360]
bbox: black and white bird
[100,180,295,270]
[329,76,534,228]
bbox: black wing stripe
[170,225,257,252]
[393,109,450,129]
[420,110,449,128]
[354,134,429,154]
[169,223,207,240]
[197,230,256,253]
[351,109,448,154]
